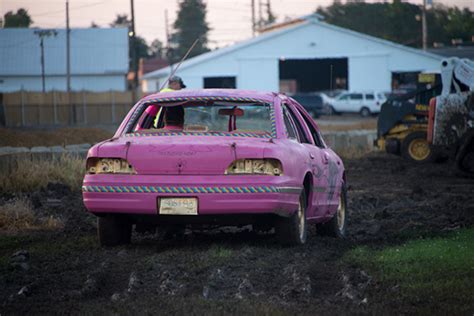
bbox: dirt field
[1,152,473,314]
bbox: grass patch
[0,197,64,232]
[0,127,112,147]
[0,153,85,193]
[335,146,375,159]
[318,119,377,132]
[347,228,474,311]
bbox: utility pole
[251,0,256,37]
[66,0,71,92]
[130,0,139,96]
[165,9,170,51]
[422,0,428,50]
[66,0,73,124]
[34,30,57,93]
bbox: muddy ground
[1,152,473,315]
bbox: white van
[328,91,387,117]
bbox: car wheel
[327,106,337,115]
[276,190,307,246]
[98,215,132,247]
[360,107,370,117]
[311,110,320,119]
[401,131,435,163]
[317,183,347,238]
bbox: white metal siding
[0,28,128,92]
[143,20,441,93]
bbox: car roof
[141,89,276,104]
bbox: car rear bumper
[82,174,302,217]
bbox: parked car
[82,89,347,246]
[288,93,325,118]
[327,91,387,117]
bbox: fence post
[82,90,87,125]
[21,89,25,126]
[111,90,116,123]
[53,90,58,125]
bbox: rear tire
[360,107,370,117]
[276,190,307,246]
[317,183,347,238]
[401,131,435,163]
[98,215,132,247]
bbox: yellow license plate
[159,198,198,215]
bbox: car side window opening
[283,104,311,144]
[365,94,375,100]
[283,107,299,141]
[294,107,325,148]
[349,93,363,100]
[339,94,350,100]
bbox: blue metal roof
[0,28,129,76]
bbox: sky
[2,0,473,49]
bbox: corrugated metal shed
[0,28,129,91]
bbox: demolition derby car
[82,89,347,246]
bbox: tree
[90,21,100,28]
[169,0,210,63]
[316,2,474,48]
[3,8,33,28]
[110,14,129,28]
[109,14,150,61]
[149,39,164,58]
[258,0,277,28]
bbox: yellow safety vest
[153,88,175,127]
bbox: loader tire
[401,131,435,163]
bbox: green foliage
[109,14,164,63]
[3,8,33,28]
[316,2,474,48]
[347,228,474,311]
[169,0,210,63]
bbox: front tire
[401,131,434,163]
[317,183,347,238]
[98,215,132,247]
[276,191,307,246]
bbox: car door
[364,93,377,112]
[349,93,364,113]
[285,101,331,219]
[293,100,343,217]
[333,93,350,112]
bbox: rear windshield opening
[129,101,273,136]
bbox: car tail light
[225,159,283,176]
[427,97,436,144]
[87,158,136,174]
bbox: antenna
[159,38,200,91]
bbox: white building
[0,28,129,92]
[142,15,442,93]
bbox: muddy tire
[275,191,307,246]
[317,183,347,238]
[401,131,435,163]
[98,215,132,247]
[454,132,474,178]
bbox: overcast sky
[2,0,473,49]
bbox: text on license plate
[159,198,198,215]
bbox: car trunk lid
[97,135,268,175]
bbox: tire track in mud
[1,152,473,314]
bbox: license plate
[159,198,198,215]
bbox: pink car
[82,89,347,246]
